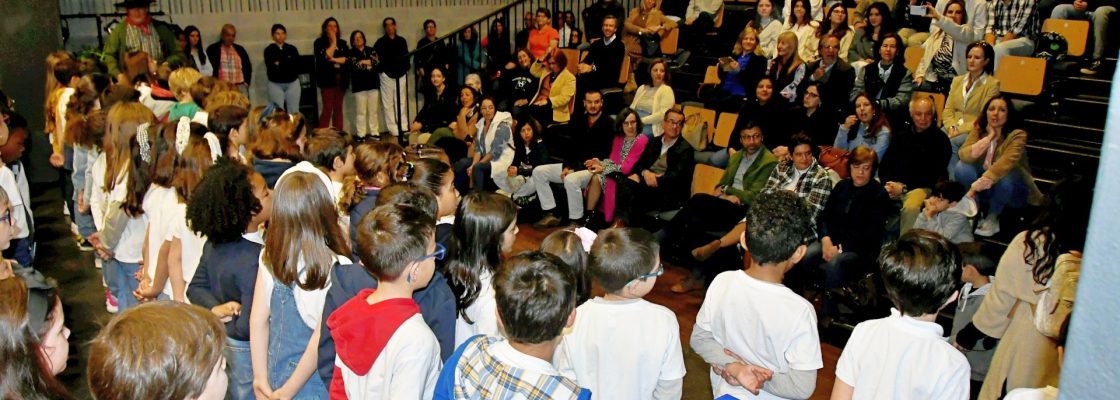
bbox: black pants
[683,12,716,54]
[665,193,748,281]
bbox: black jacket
[186,237,262,341]
[263,43,301,83]
[414,86,459,132]
[800,58,855,118]
[582,0,626,39]
[348,46,380,93]
[734,98,789,151]
[633,137,696,211]
[735,53,770,99]
[205,42,252,84]
[879,123,951,190]
[313,37,350,89]
[581,36,626,90]
[501,66,539,104]
[563,112,616,170]
[818,179,893,259]
[374,35,410,79]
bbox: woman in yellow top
[953,93,1042,237]
[942,42,1000,178]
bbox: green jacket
[718,147,778,204]
[102,20,185,76]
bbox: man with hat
[102,0,184,84]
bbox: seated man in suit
[802,34,855,118]
[663,121,780,292]
[615,108,696,228]
[578,15,627,92]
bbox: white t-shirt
[555,297,687,400]
[695,270,822,399]
[168,202,208,299]
[258,253,351,328]
[336,314,441,399]
[835,308,971,400]
[455,269,499,346]
[89,153,147,262]
[141,186,178,284]
[0,165,28,239]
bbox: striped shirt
[986,0,1039,40]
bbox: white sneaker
[95,258,103,270]
[975,214,1001,237]
[105,289,119,314]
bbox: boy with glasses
[326,203,444,398]
[555,227,686,399]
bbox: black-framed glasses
[417,243,447,262]
[666,119,685,126]
[636,263,665,281]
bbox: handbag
[1034,253,1081,339]
[640,33,662,58]
[681,112,711,151]
[818,146,851,179]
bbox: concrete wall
[1,0,63,133]
[1060,63,1120,399]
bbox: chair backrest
[682,105,717,130]
[1042,18,1090,57]
[713,112,738,148]
[996,56,1047,96]
[904,46,924,73]
[692,164,725,196]
[703,65,721,85]
[914,91,946,124]
[618,55,631,85]
[560,48,581,75]
[660,28,680,55]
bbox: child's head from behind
[495,252,578,344]
[374,182,439,219]
[541,229,590,304]
[354,141,405,188]
[355,204,438,285]
[304,128,354,176]
[266,172,348,290]
[589,228,660,297]
[408,158,458,218]
[959,244,994,283]
[87,302,227,400]
[879,230,962,317]
[207,105,250,147]
[745,191,812,268]
[186,158,269,244]
[169,67,203,101]
[447,192,518,315]
[0,112,28,163]
[927,180,967,214]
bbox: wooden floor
[513,222,842,399]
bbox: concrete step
[1024,116,1105,144]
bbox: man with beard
[532,90,614,228]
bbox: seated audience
[527,52,576,126]
[809,3,854,62]
[986,0,1040,70]
[790,82,840,148]
[954,94,1042,236]
[769,32,808,104]
[581,108,652,226]
[850,32,913,124]
[1052,0,1116,75]
[836,92,893,160]
[691,190,822,399]
[468,97,514,192]
[556,228,686,399]
[801,34,855,119]
[682,0,724,55]
[532,91,614,228]
[430,87,481,167]
[879,96,951,234]
[701,27,769,112]
[409,67,457,143]
[831,230,970,399]
[752,0,785,58]
[434,252,590,399]
[914,180,977,243]
[779,0,820,62]
[848,2,895,70]
[578,15,627,93]
[915,0,972,93]
[623,0,678,63]
[942,41,1000,178]
[499,48,539,115]
[630,60,676,136]
[619,109,695,227]
[528,8,560,61]
[505,118,550,202]
[895,0,933,47]
[584,0,627,41]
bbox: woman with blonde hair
[702,28,769,112]
[769,31,807,103]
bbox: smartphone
[718,57,734,65]
[910,5,928,16]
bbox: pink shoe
[105,289,119,313]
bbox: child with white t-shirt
[327,203,442,399]
[0,114,34,267]
[831,230,971,399]
[448,192,519,347]
[691,190,822,399]
[249,171,352,399]
[556,227,686,400]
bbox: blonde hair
[203,90,250,114]
[87,302,224,400]
[734,27,763,56]
[169,67,203,99]
[775,31,805,75]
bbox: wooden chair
[713,112,738,148]
[914,91,946,123]
[682,105,717,131]
[692,164,726,196]
[696,65,722,97]
[996,56,1047,96]
[1043,18,1090,57]
[660,28,680,55]
[904,46,924,73]
[559,48,580,75]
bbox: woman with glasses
[581,108,649,227]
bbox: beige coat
[942,74,1001,136]
[959,128,1044,205]
[972,231,1062,399]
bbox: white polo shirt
[835,308,971,400]
[695,270,822,399]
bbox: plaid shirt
[219,45,244,84]
[436,336,591,400]
[986,0,1040,40]
[763,159,833,239]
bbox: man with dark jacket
[577,15,627,92]
[801,34,855,118]
[532,90,615,228]
[879,96,952,234]
[374,17,411,138]
[619,108,696,227]
[206,24,252,95]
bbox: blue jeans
[471,162,492,192]
[947,134,968,181]
[694,148,730,168]
[227,337,254,400]
[106,259,140,311]
[268,81,302,113]
[953,162,1030,215]
[267,279,328,399]
[1052,4,1116,59]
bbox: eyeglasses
[417,243,447,262]
[0,208,12,227]
[635,263,665,281]
[666,119,685,126]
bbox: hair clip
[400,161,416,182]
[136,122,151,163]
[175,116,190,155]
[203,132,222,162]
[259,103,277,124]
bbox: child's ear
[229,128,241,144]
[787,244,808,265]
[565,308,577,329]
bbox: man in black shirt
[582,0,626,40]
[878,96,951,234]
[374,17,410,139]
[577,15,626,92]
[531,90,615,228]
